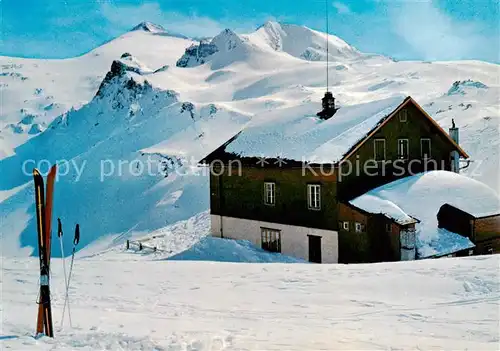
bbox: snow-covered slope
[2,254,499,350]
[1,21,499,256]
[0,55,250,257]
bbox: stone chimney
[449,118,460,173]
[316,91,338,120]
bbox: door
[308,235,322,263]
[400,228,416,261]
[210,174,221,213]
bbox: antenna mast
[316,0,337,120]
[326,0,329,92]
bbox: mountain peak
[216,28,239,39]
[257,21,307,33]
[250,21,361,61]
[131,21,166,33]
[260,20,284,30]
[211,29,244,51]
[175,28,243,68]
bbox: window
[399,109,407,122]
[264,182,275,206]
[386,223,392,232]
[398,139,409,160]
[355,222,364,233]
[374,139,386,161]
[261,228,281,253]
[342,221,350,231]
[421,138,431,159]
[307,184,321,210]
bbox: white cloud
[332,2,352,15]
[100,3,164,32]
[389,1,498,62]
[100,2,260,38]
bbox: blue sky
[2,0,499,63]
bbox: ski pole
[58,219,72,329]
[61,224,79,328]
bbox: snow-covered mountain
[0,21,499,256]
[0,25,194,156]
[176,21,365,69]
[249,21,363,61]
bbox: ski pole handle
[57,218,63,238]
[74,224,80,246]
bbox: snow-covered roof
[441,203,500,219]
[350,194,418,226]
[224,96,408,163]
[211,95,469,164]
[475,211,500,218]
[351,171,500,258]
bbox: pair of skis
[33,167,56,337]
[34,166,81,338]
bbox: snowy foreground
[1,254,499,350]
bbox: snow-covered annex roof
[350,171,500,258]
[349,194,419,226]
[214,96,468,164]
[440,203,500,219]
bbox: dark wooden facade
[437,204,500,255]
[210,167,340,231]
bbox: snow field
[1,255,499,350]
